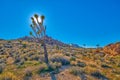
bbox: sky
[0,0,120,47]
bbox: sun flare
[38,17,42,23]
[33,16,42,23]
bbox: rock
[103,42,120,55]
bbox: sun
[33,16,42,23]
[38,17,42,23]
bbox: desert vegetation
[0,39,120,80]
[0,0,120,79]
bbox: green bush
[70,56,76,61]
[0,65,3,74]
[69,67,85,76]
[89,64,97,68]
[0,72,18,80]
[25,69,32,77]
[77,61,86,67]
[91,71,108,80]
[65,53,70,56]
[112,69,120,74]
[38,63,60,74]
[22,44,27,48]
[117,63,120,67]
[50,56,70,65]
[101,64,111,68]
[38,64,47,73]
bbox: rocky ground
[0,39,120,80]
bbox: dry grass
[0,40,120,80]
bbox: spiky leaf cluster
[30,14,46,40]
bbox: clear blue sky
[0,0,120,47]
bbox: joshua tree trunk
[42,42,49,65]
[42,40,56,80]
[50,72,56,80]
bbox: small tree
[96,44,100,52]
[29,14,56,80]
[83,44,86,48]
[96,44,100,48]
[83,44,86,53]
[30,14,49,65]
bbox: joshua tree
[29,14,56,80]
[83,44,86,48]
[30,14,49,65]
[96,44,100,52]
[83,44,86,53]
[96,44,100,48]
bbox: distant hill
[17,36,81,48]
[69,43,82,48]
[0,39,4,41]
[103,42,120,56]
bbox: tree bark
[42,42,49,65]
[42,41,56,80]
[50,71,56,80]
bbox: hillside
[18,36,81,48]
[103,42,120,56]
[0,40,120,80]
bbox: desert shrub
[24,61,34,65]
[65,53,70,56]
[25,69,32,77]
[101,64,111,68]
[50,56,70,65]
[14,57,24,66]
[0,64,5,74]
[6,57,14,64]
[7,40,11,43]
[0,59,4,64]
[89,64,97,68]
[33,61,41,66]
[31,55,39,61]
[69,67,85,76]
[112,69,120,74]
[0,72,18,80]
[117,63,120,67]
[48,62,61,74]
[19,60,24,65]
[17,65,26,69]
[38,56,45,62]
[82,53,87,56]
[27,53,34,57]
[51,62,62,68]
[87,49,93,53]
[38,63,60,74]
[100,58,105,62]
[70,61,76,66]
[0,59,6,63]
[22,43,27,48]
[108,58,116,64]
[77,61,86,67]
[70,56,76,61]
[17,61,40,69]
[31,55,45,62]
[38,63,48,73]
[0,65,3,74]
[71,53,76,56]
[91,71,108,80]
[14,57,21,64]
[24,57,28,61]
